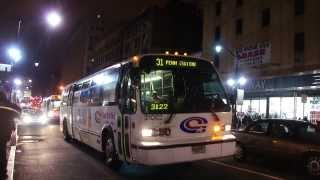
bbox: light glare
[14,78,22,86]
[7,47,22,62]
[215,45,223,53]
[238,76,247,86]
[213,125,221,133]
[227,78,235,87]
[141,129,153,137]
[46,11,62,28]
[141,141,161,146]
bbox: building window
[236,0,243,7]
[261,8,270,27]
[295,0,304,15]
[214,26,221,41]
[216,1,222,16]
[235,19,243,35]
[294,32,304,62]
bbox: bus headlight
[224,124,231,131]
[141,141,161,146]
[141,129,153,137]
[141,128,171,137]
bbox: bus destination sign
[155,57,197,68]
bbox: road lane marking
[208,160,285,180]
[7,146,16,180]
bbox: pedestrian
[0,91,21,180]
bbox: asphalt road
[13,124,314,180]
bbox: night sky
[0,0,167,96]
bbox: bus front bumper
[132,139,236,166]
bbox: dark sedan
[234,119,320,177]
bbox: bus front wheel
[103,133,122,170]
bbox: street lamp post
[214,44,246,129]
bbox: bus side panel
[85,106,120,152]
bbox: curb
[6,146,16,180]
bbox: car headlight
[23,115,32,123]
[39,115,48,124]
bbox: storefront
[236,71,320,123]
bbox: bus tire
[103,132,122,170]
[63,120,71,142]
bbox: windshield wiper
[164,113,174,124]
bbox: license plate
[192,145,206,154]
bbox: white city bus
[60,54,235,168]
[42,95,61,122]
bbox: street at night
[11,124,311,180]
[1,0,320,180]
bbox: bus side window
[89,85,102,106]
[80,89,90,104]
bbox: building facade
[202,0,320,121]
[86,0,202,74]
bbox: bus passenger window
[90,86,102,106]
[80,89,90,104]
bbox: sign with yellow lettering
[149,103,169,111]
[155,57,197,68]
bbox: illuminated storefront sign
[245,72,320,92]
[0,64,12,72]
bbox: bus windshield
[51,100,61,109]
[138,56,229,114]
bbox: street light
[28,79,32,83]
[7,46,22,62]
[14,78,22,86]
[227,78,235,87]
[238,76,247,86]
[46,11,62,28]
[34,62,39,67]
[215,45,223,53]
[215,44,246,129]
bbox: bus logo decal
[180,117,208,133]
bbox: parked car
[234,119,320,177]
